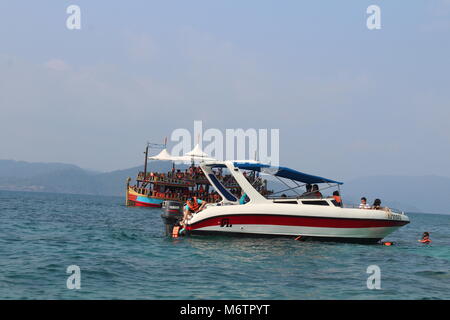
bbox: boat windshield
[202,162,342,203]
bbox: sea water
[0,190,449,300]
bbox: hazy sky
[1,0,449,181]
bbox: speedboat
[178,161,410,244]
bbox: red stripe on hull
[134,201,161,208]
[188,214,408,230]
[129,199,162,208]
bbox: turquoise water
[0,190,449,300]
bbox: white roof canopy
[148,144,216,162]
[173,155,217,162]
[185,144,209,158]
[147,148,173,161]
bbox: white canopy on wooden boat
[183,144,216,161]
[174,155,217,162]
[148,144,216,162]
[147,148,173,161]
[185,144,209,158]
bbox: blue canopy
[233,162,343,185]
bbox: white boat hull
[185,204,410,243]
[179,161,411,244]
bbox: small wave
[36,263,61,271]
[415,270,450,279]
[421,296,442,300]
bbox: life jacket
[333,195,341,203]
[420,238,431,243]
[172,226,180,238]
[186,198,200,212]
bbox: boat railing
[138,175,195,186]
[130,186,220,203]
[136,171,242,188]
[343,204,405,214]
[267,195,298,199]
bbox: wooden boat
[126,143,268,208]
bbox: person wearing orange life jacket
[418,232,432,244]
[332,191,342,207]
[172,225,181,238]
[182,197,207,226]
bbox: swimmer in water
[418,232,432,244]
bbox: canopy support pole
[142,143,149,188]
[274,176,302,196]
[338,184,343,207]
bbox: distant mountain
[0,160,82,178]
[0,160,449,214]
[0,160,173,196]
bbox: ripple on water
[414,270,450,279]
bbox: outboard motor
[161,201,184,236]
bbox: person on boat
[359,197,370,209]
[312,184,323,198]
[372,198,382,210]
[300,184,313,198]
[239,191,249,204]
[182,196,207,224]
[332,191,342,207]
[418,232,432,244]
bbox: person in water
[418,232,432,244]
